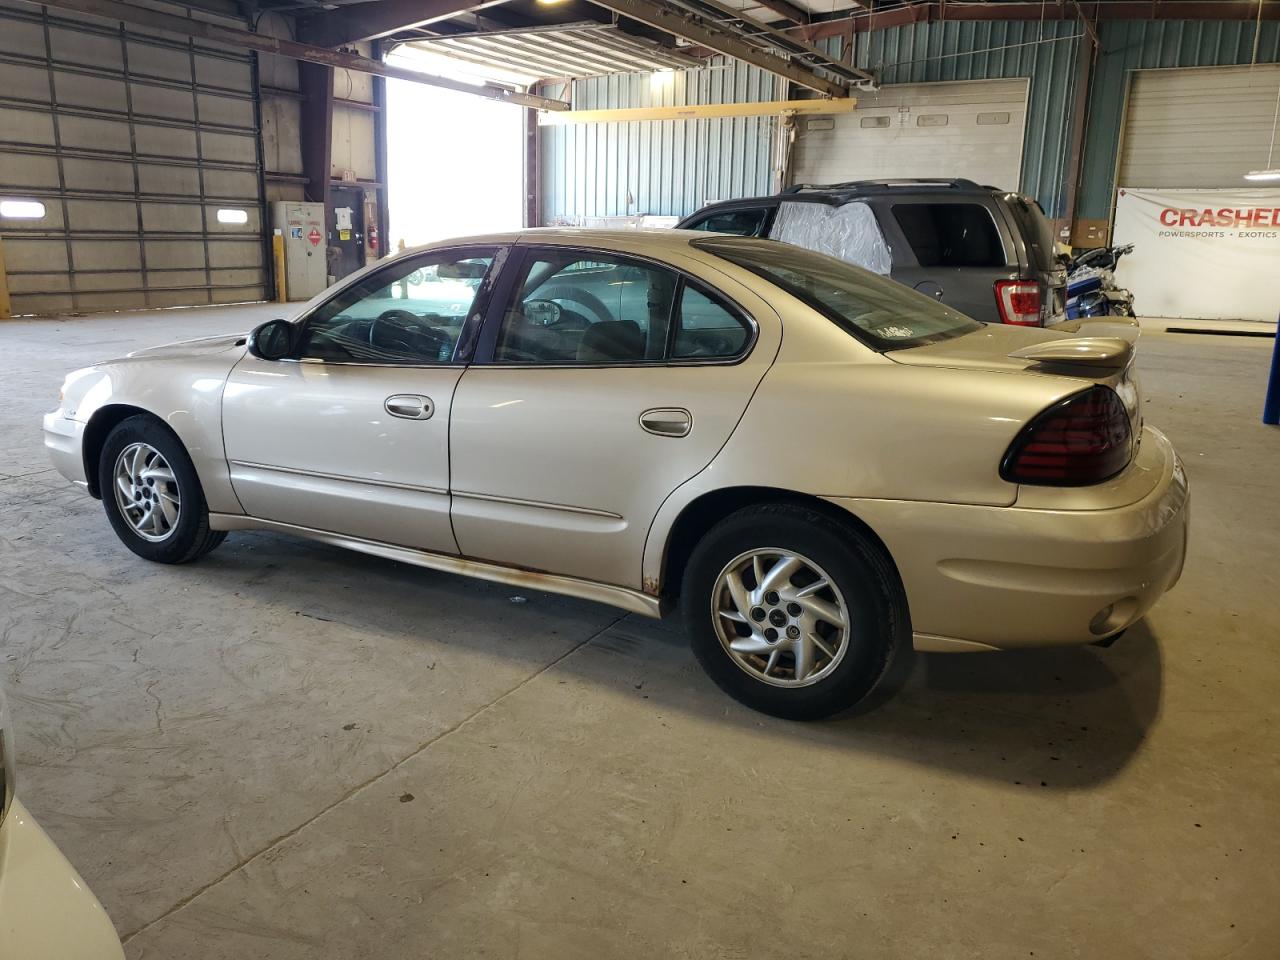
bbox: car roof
[685,178,1026,216]
[393,228,718,262]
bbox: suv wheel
[682,503,904,720]
[99,415,226,563]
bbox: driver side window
[493,252,678,365]
[296,249,496,364]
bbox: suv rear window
[684,208,770,236]
[891,203,1007,268]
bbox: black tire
[98,415,226,564]
[681,503,906,720]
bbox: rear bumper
[0,800,124,959]
[42,413,88,489]
[828,429,1189,651]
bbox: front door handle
[385,394,434,420]
[639,407,692,438]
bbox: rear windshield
[891,202,1008,268]
[1003,194,1059,273]
[694,236,982,351]
[683,207,771,236]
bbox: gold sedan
[44,230,1188,719]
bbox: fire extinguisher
[368,224,379,254]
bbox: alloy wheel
[112,442,181,542]
[711,548,851,688]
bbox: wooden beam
[299,0,509,48]
[586,0,850,97]
[34,0,569,111]
[1062,23,1096,236]
[538,97,858,124]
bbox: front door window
[297,250,496,365]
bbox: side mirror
[247,319,296,361]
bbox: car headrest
[577,321,645,362]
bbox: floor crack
[119,612,627,944]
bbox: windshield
[693,236,982,350]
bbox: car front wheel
[682,503,905,720]
[99,415,226,564]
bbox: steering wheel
[535,286,612,325]
[371,308,440,358]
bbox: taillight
[1001,387,1132,486]
[994,279,1041,326]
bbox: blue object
[1265,317,1280,425]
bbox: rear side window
[672,284,751,359]
[891,203,1007,268]
[685,208,770,236]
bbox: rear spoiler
[1008,336,1134,370]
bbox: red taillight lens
[994,279,1041,326]
[1001,387,1132,485]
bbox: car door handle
[639,408,692,438]
[385,394,434,420]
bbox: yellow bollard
[271,229,287,303]
[0,235,11,319]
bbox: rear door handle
[639,407,692,438]
[385,394,434,420]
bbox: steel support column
[299,61,334,210]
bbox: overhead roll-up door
[1118,63,1280,189]
[0,1,266,315]
[791,78,1029,193]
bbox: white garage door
[1118,63,1280,189]
[0,2,266,315]
[791,78,1028,192]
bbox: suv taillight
[1001,387,1132,486]
[994,279,1041,326]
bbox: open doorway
[385,51,526,249]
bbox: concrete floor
[2,304,1278,959]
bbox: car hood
[124,333,247,361]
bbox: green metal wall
[539,58,780,222]
[1078,19,1280,221]
[539,18,1280,227]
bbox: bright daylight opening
[216,208,249,224]
[0,198,46,219]
[384,47,526,248]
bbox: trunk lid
[888,323,1144,443]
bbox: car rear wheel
[98,415,226,564]
[682,503,904,720]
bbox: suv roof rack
[782,178,986,195]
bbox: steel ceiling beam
[796,0,1280,40]
[298,0,510,47]
[586,0,849,96]
[31,0,569,110]
[752,0,810,26]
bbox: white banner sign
[1112,187,1280,322]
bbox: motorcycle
[1064,242,1136,320]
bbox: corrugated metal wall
[1078,19,1280,221]
[539,18,1280,227]
[539,57,779,222]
